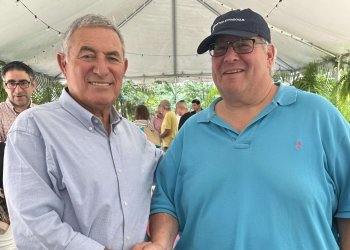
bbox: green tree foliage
[292,62,320,93]
[175,81,216,106]
[0,79,6,102]
[292,61,350,121]
[32,82,64,104]
[333,69,350,102]
[117,81,158,118]
[0,61,8,101]
[118,80,218,119]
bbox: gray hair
[61,14,125,57]
[160,100,171,110]
[258,37,277,76]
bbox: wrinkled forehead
[68,27,124,56]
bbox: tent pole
[172,0,178,83]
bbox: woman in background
[134,105,161,147]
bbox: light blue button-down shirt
[4,89,162,250]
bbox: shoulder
[282,86,350,135]
[295,88,340,115]
[0,101,9,111]
[19,101,61,118]
[11,101,62,130]
[183,112,193,119]
[0,102,8,115]
[164,111,176,119]
[276,85,339,114]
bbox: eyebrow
[5,78,30,82]
[79,46,122,57]
[79,46,96,54]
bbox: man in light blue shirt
[4,14,162,250]
[134,8,350,250]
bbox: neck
[12,102,31,114]
[216,84,277,132]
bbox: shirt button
[126,236,130,240]
[117,169,122,174]
[124,201,128,206]
[88,127,93,131]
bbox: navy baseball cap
[197,9,271,54]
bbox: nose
[13,84,23,92]
[224,46,240,63]
[92,55,109,76]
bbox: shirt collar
[272,84,297,106]
[5,98,33,114]
[196,84,298,124]
[59,88,122,132]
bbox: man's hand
[132,242,164,250]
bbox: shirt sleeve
[3,126,104,250]
[151,131,183,218]
[324,107,350,218]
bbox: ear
[123,58,128,74]
[266,44,276,69]
[57,53,67,76]
[31,80,37,90]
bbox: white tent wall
[0,0,350,83]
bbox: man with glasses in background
[0,61,36,142]
[134,8,350,250]
[0,61,36,249]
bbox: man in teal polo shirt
[133,8,350,250]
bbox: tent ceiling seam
[196,0,221,16]
[117,0,153,29]
[269,25,337,58]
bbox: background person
[0,61,36,250]
[0,61,36,143]
[4,14,162,250]
[175,100,192,130]
[134,104,160,147]
[134,8,350,250]
[133,104,155,130]
[150,105,164,134]
[158,100,178,152]
[190,99,202,114]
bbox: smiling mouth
[88,81,112,86]
[223,69,244,74]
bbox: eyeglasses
[4,80,31,89]
[208,39,267,57]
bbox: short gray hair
[61,14,125,57]
[258,37,277,76]
[160,100,171,110]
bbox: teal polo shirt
[151,85,350,250]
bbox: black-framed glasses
[208,39,267,57]
[5,80,31,89]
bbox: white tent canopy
[1,0,350,83]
